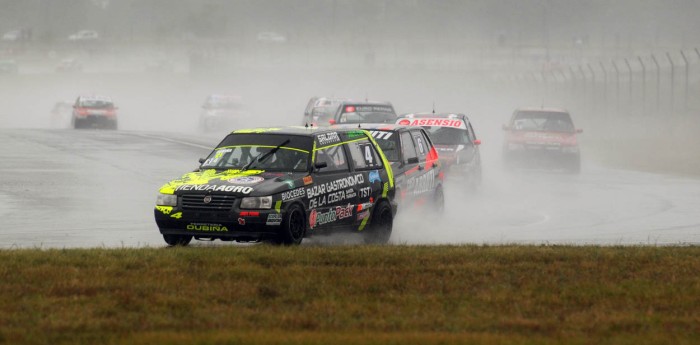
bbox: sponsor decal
[239,211,260,217]
[346,130,366,138]
[175,184,253,194]
[306,173,365,198]
[397,118,466,129]
[303,176,313,185]
[357,210,370,221]
[170,212,182,219]
[406,170,437,195]
[187,223,228,232]
[369,170,381,184]
[281,187,306,201]
[309,204,353,228]
[309,187,354,209]
[266,213,283,226]
[349,105,394,113]
[309,209,318,228]
[238,218,246,225]
[156,206,172,215]
[228,176,265,185]
[317,132,341,146]
[369,130,393,140]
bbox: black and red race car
[396,113,482,190]
[334,123,444,213]
[502,107,582,173]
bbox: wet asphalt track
[1,128,699,248]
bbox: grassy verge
[1,245,700,344]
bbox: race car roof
[333,123,408,131]
[515,106,569,113]
[78,95,113,102]
[400,112,467,119]
[230,126,368,137]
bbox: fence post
[651,54,660,113]
[638,56,646,113]
[587,63,596,113]
[599,61,608,115]
[612,61,620,113]
[579,65,587,107]
[666,52,675,113]
[624,58,633,114]
[680,50,689,112]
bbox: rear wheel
[163,234,192,246]
[278,204,306,245]
[363,201,393,244]
[433,186,445,214]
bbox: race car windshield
[512,112,575,132]
[200,134,312,172]
[424,127,470,145]
[339,111,397,124]
[80,100,113,108]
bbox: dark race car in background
[324,101,397,126]
[154,127,397,246]
[335,123,444,213]
[71,95,118,130]
[397,113,482,190]
[302,97,347,126]
[502,107,582,173]
[199,94,251,132]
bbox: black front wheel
[363,201,393,244]
[277,204,306,245]
[163,234,192,246]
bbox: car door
[409,129,438,199]
[307,135,355,230]
[399,130,427,203]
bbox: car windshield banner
[397,118,466,129]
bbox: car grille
[181,194,236,211]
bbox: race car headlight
[156,193,177,206]
[240,196,272,209]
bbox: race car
[302,97,347,126]
[71,95,118,130]
[154,127,397,246]
[334,123,444,213]
[199,94,250,132]
[502,107,582,173]
[320,101,397,126]
[396,113,482,189]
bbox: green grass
[1,245,700,344]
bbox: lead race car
[154,127,396,246]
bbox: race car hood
[159,169,309,197]
[507,131,578,146]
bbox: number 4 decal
[364,145,373,165]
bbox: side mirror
[406,157,419,165]
[473,139,481,146]
[314,161,328,170]
[576,129,583,133]
[198,158,206,164]
[502,124,509,131]
[328,119,336,125]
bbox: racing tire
[363,201,393,245]
[567,157,581,174]
[433,186,445,214]
[73,118,83,129]
[277,204,306,245]
[163,234,192,246]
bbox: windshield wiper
[242,139,290,171]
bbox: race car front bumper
[154,207,285,241]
